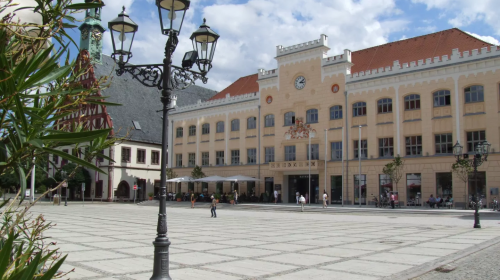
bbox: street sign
[134,185,137,190]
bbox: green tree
[383,155,405,194]
[452,158,472,208]
[191,165,205,193]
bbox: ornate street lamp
[452,140,489,228]
[108,3,219,279]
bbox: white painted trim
[395,87,401,155]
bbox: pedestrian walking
[190,192,195,208]
[234,190,238,205]
[274,189,278,204]
[305,192,309,204]
[390,192,395,209]
[210,195,217,218]
[299,195,306,212]
[296,191,300,204]
[323,191,328,208]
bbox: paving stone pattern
[29,203,500,280]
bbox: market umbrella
[166,176,194,182]
[194,175,228,182]
[225,175,261,182]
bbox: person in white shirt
[299,195,306,212]
[323,191,328,208]
[296,191,300,204]
[274,190,278,204]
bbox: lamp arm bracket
[115,64,208,91]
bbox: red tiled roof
[210,28,494,100]
[351,28,493,73]
[208,74,259,101]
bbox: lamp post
[358,125,361,207]
[108,2,219,279]
[452,140,490,228]
[308,130,316,205]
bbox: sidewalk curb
[382,236,500,280]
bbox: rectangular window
[216,151,224,165]
[53,154,59,164]
[188,153,195,167]
[436,173,453,199]
[435,133,453,154]
[122,147,131,162]
[176,154,182,167]
[176,128,183,138]
[61,149,69,166]
[353,140,367,159]
[379,174,392,196]
[231,120,240,131]
[216,122,224,133]
[284,146,296,161]
[467,130,486,153]
[202,124,210,134]
[189,126,196,136]
[307,144,319,160]
[137,149,146,164]
[405,136,422,156]
[201,152,209,166]
[407,173,422,203]
[247,148,257,164]
[247,117,257,129]
[331,142,342,160]
[265,147,275,163]
[151,150,160,165]
[264,115,275,127]
[379,138,394,158]
[231,150,240,165]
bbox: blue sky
[70,0,500,91]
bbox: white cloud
[100,0,408,91]
[412,0,500,35]
[465,31,500,46]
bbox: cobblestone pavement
[412,241,500,280]
[28,203,500,280]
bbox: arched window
[216,121,224,133]
[176,127,183,138]
[377,98,392,113]
[188,125,196,136]
[404,94,420,110]
[330,105,342,120]
[306,109,318,123]
[247,117,257,129]
[433,90,451,107]
[465,85,484,103]
[353,102,367,117]
[264,114,275,127]
[284,112,295,126]
[231,119,240,131]
[202,123,210,134]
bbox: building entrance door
[264,177,273,202]
[331,176,342,204]
[289,175,318,203]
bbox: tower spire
[79,0,106,64]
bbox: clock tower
[79,0,105,64]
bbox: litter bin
[53,194,59,205]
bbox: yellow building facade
[169,29,500,207]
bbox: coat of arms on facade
[284,117,316,140]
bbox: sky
[13,0,500,92]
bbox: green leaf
[17,166,26,201]
[38,255,67,280]
[42,147,106,174]
[19,252,41,280]
[0,232,15,275]
[86,100,123,106]
[28,139,43,148]
[32,65,72,87]
[39,129,111,143]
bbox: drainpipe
[344,90,349,205]
[107,146,114,202]
[258,105,261,196]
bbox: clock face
[92,29,102,41]
[294,76,306,90]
